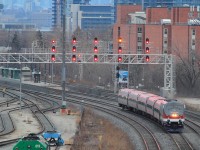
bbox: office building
[70,4,114,32]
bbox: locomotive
[13,133,49,150]
[118,89,185,132]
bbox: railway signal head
[118,37,122,44]
[118,46,122,54]
[51,39,56,52]
[118,56,122,62]
[146,56,149,62]
[94,37,98,44]
[51,54,56,62]
[72,46,76,52]
[146,38,149,44]
[94,46,98,53]
[72,55,76,62]
[94,55,98,62]
[72,37,76,44]
[146,47,149,53]
[52,46,56,52]
[52,40,56,44]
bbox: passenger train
[118,88,185,132]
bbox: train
[13,133,49,150]
[118,88,185,132]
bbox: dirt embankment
[71,108,134,150]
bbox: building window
[137,46,142,51]
[137,27,142,33]
[137,37,142,42]
[192,40,195,46]
[192,29,195,36]
[163,50,167,54]
[138,55,142,60]
[164,28,168,35]
[118,27,120,37]
[164,40,168,44]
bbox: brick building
[113,5,200,61]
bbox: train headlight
[171,113,178,118]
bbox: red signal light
[146,47,149,53]
[72,55,76,62]
[94,55,98,62]
[52,46,56,52]
[146,38,149,44]
[72,37,76,44]
[118,56,122,62]
[72,46,76,52]
[146,56,149,62]
[52,40,56,44]
[94,46,98,53]
[118,47,122,54]
[51,54,56,61]
[94,37,98,44]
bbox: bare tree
[35,30,44,48]
[11,31,21,52]
[173,42,200,95]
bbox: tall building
[52,0,64,28]
[113,5,200,63]
[24,0,33,12]
[52,0,91,29]
[71,4,114,32]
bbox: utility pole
[51,62,54,83]
[128,25,131,88]
[19,63,22,112]
[62,0,66,106]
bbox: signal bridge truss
[0,53,175,98]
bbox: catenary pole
[62,0,66,106]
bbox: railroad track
[169,133,193,150]
[7,87,162,150]
[0,79,200,149]
[0,88,57,147]
[6,89,57,132]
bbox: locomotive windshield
[163,101,185,115]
